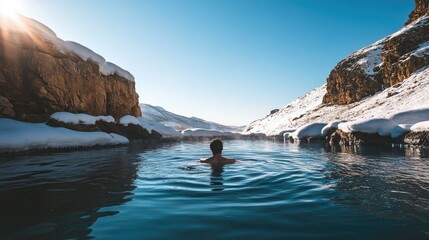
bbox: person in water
[200,139,236,165]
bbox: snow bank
[388,108,429,125]
[290,123,327,140]
[282,130,296,139]
[338,118,397,136]
[0,14,134,81]
[137,117,183,138]
[119,115,141,126]
[182,128,233,137]
[50,112,115,125]
[59,42,134,81]
[410,121,429,132]
[391,124,412,138]
[321,120,347,137]
[0,118,128,153]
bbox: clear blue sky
[16,0,414,126]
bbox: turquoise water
[1,140,428,239]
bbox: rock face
[323,0,429,105]
[404,131,429,146]
[329,130,392,146]
[46,118,162,141]
[406,0,429,25]
[0,15,141,122]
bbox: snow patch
[389,16,429,39]
[119,115,141,126]
[321,120,347,137]
[338,118,397,136]
[136,117,182,138]
[0,118,128,153]
[410,121,429,132]
[282,129,296,139]
[50,112,115,125]
[391,124,412,138]
[355,44,383,76]
[290,123,327,140]
[388,108,429,125]
[411,41,429,58]
[182,128,233,137]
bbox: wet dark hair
[210,139,223,154]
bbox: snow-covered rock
[321,120,347,137]
[0,14,141,122]
[338,118,397,137]
[0,118,128,153]
[388,108,429,125]
[391,124,412,138]
[119,115,141,126]
[50,112,115,125]
[410,121,429,132]
[290,123,327,140]
[0,14,134,81]
[282,130,296,139]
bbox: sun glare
[0,0,21,17]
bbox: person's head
[210,139,223,155]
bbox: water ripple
[1,141,429,239]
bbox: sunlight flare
[0,0,21,17]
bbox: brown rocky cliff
[0,16,141,122]
[323,0,429,105]
[406,0,429,25]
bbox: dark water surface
[1,140,429,239]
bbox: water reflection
[2,140,429,239]
[0,144,155,240]
[210,164,224,191]
[321,144,429,226]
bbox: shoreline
[2,136,429,157]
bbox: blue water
[1,140,428,239]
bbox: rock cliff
[0,15,141,122]
[323,0,429,105]
[406,0,429,25]
[245,1,429,138]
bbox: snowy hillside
[245,65,429,136]
[138,104,243,137]
[245,15,429,136]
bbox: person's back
[200,139,236,165]
[201,155,236,164]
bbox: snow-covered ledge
[0,118,128,153]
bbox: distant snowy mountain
[139,103,243,136]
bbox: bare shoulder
[223,157,236,164]
[200,157,213,163]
